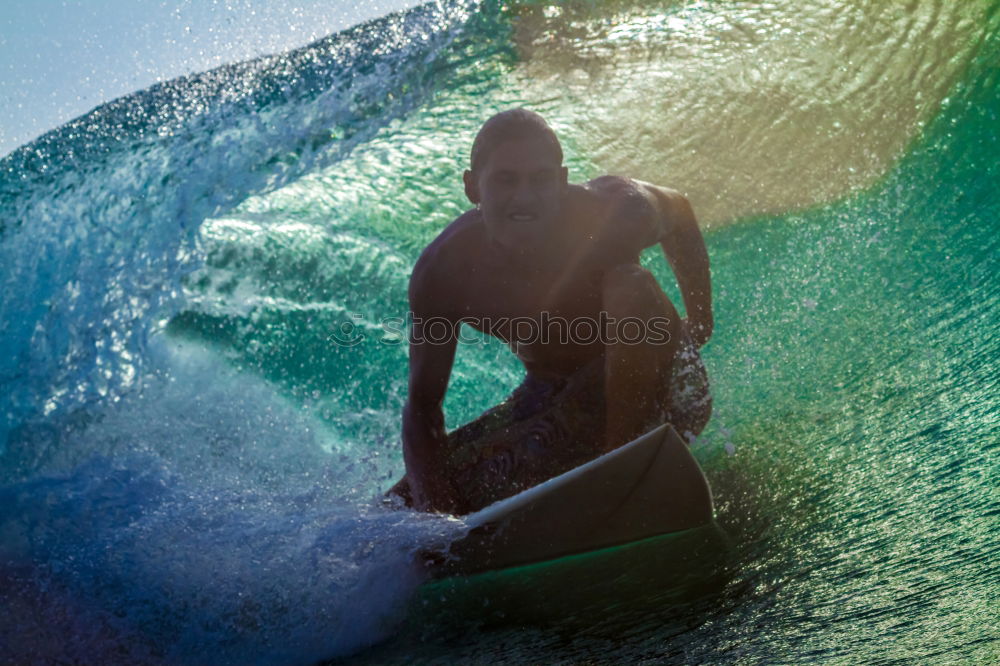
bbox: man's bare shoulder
[566,176,669,256]
[583,175,687,215]
[409,210,484,313]
[580,175,648,201]
[564,178,639,217]
[413,209,484,277]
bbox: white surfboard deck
[432,423,713,576]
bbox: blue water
[1,1,997,663]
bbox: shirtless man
[391,109,713,514]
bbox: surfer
[390,109,713,514]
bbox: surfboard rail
[432,423,713,576]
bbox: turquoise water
[1,1,997,663]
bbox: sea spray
[0,340,467,664]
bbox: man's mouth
[508,212,537,222]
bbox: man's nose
[511,178,535,207]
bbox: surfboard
[430,423,714,577]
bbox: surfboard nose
[594,423,714,543]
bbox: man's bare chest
[457,266,604,335]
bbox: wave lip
[0,0,505,451]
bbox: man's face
[466,136,568,252]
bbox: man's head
[463,108,568,251]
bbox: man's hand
[406,459,462,514]
[684,316,714,348]
[402,360,460,513]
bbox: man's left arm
[644,184,713,346]
[590,177,713,346]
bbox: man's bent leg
[387,362,608,513]
[602,264,683,451]
[388,373,570,512]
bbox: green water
[4,0,996,662]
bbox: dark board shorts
[393,330,711,514]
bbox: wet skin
[401,137,713,512]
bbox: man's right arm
[401,259,462,513]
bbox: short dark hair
[469,108,563,173]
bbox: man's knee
[601,263,679,327]
[602,263,655,293]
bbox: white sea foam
[0,340,466,664]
